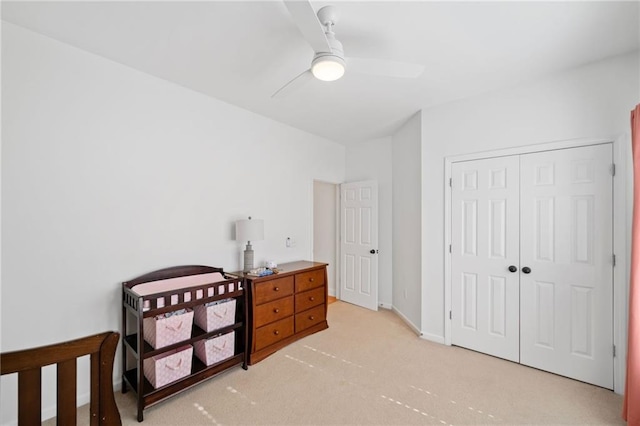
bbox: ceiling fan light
[311,56,345,82]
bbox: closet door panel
[451,156,520,362]
[519,144,613,389]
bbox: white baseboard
[391,305,421,336]
[378,302,392,309]
[420,332,445,345]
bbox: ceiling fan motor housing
[311,29,345,81]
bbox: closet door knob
[508,265,518,273]
[522,267,532,274]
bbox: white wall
[1,22,345,424]
[419,51,639,341]
[391,114,422,331]
[345,138,393,308]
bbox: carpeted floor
[68,301,625,425]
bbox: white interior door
[340,180,379,311]
[519,144,613,389]
[451,156,521,362]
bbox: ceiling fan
[272,1,425,98]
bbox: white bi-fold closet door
[451,144,614,389]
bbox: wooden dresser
[233,261,328,365]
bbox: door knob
[522,267,532,274]
[370,249,379,254]
[508,265,518,273]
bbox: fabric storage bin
[194,298,236,332]
[194,332,235,366]
[143,309,194,349]
[143,345,193,388]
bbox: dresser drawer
[294,269,325,293]
[255,317,294,351]
[295,286,325,313]
[254,296,294,328]
[254,276,294,305]
[295,305,326,333]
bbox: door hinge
[449,178,452,187]
[611,163,616,176]
[449,310,452,320]
[613,254,616,267]
[613,345,616,357]
[449,244,452,253]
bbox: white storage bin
[143,309,194,349]
[143,345,193,388]
[194,299,236,332]
[194,332,235,366]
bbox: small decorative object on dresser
[231,260,329,365]
[121,265,248,422]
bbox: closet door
[519,144,613,389]
[451,156,520,362]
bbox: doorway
[313,180,338,297]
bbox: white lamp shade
[235,218,264,242]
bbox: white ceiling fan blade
[347,57,425,79]
[272,69,314,99]
[284,0,331,53]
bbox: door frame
[443,136,629,394]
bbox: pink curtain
[624,104,640,425]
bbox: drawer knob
[274,287,280,292]
[274,308,280,313]
[309,316,315,320]
[309,297,315,301]
[309,278,314,282]
[273,330,279,336]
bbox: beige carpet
[68,301,625,425]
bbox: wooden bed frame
[1,331,122,425]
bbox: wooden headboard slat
[57,358,77,425]
[18,369,41,424]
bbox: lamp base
[243,243,254,273]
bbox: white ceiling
[2,1,639,145]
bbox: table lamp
[235,216,264,272]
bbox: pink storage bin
[143,345,193,388]
[143,309,194,349]
[194,332,235,366]
[194,299,236,332]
